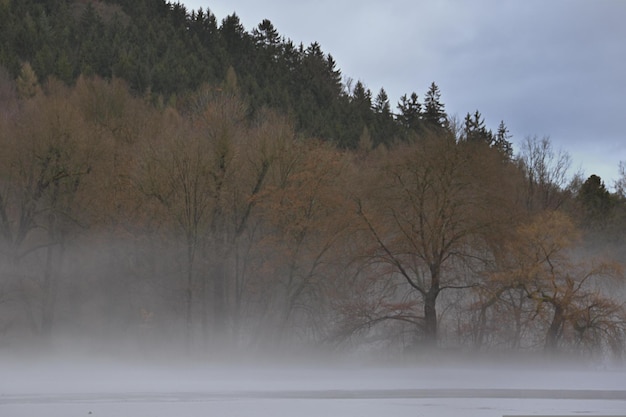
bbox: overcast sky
[182,0,626,187]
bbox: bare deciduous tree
[517,135,573,212]
[352,137,510,346]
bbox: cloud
[184,0,626,184]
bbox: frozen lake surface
[1,357,625,417]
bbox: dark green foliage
[463,110,493,145]
[0,0,225,96]
[493,120,513,159]
[423,82,448,132]
[373,88,390,115]
[396,92,422,133]
[370,88,397,147]
[0,0,508,152]
[577,174,614,229]
[463,112,515,161]
[339,80,374,148]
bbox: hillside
[1,0,371,147]
[1,0,516,149]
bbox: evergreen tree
[219,13,252,62]
[352,80,371,109]
[252,19,281,49]
[463,110,493,145]
[350,81,372,122]
[325,54,343,97]
[396,92,422,132]
[350,81,373,133]
[373,87,390,116]
[423,81,448,131]
[493,120,513,159]
[371,87,396,146]
[577,174,613,229]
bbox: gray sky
[182,0,626,187]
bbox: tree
[371,88,396,146]
[350,80,372,121]
[517,136,573,212]
[252,19,281,50]
[135,110,202,346]
[493,120,513,159]
[373,88,390,115]
[577,174,613,230]
[151,89,275,350]
[615,162,626,198]
[353,136,509,346]
[0,80,96,340]
[135,91,249,348]
[220,13,251,56]
[255,140,353,345]
[342,80,374,148]
[16,61,40,98]
[502,211,624,353]
[423,82,448,132]
[463,110,493,145]
[396,92,422,133]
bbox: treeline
[0,0,513,150]
[0,75,625,359]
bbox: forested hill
[0,0,508,149]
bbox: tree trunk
[212,256,226,342]
[476,305,488,349]
[40,218,65,341]
[511,290,525,350]
[40,243,57,340]
[423,288,438,345]
[185,239,195,350]
[200,266,208,349]
[545,304,564,352]
[422,263,441,346]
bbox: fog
[2,349,625,417]
[2,76,626,416]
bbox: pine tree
[351,80,372,124]
[325,54,342,96]
[493,120,513,159]
[396,92,422,131]
[577,174,613,229]
[423,82,448,131]
[463,110,493,145]
[373,88,390,116]
[220,13,251,58]
[371,87,396,146]
[252,19,280,49]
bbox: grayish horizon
[182,0,626,187]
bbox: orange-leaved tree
[493,210,624,353]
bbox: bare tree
[353,137,510,346]
[517,135,573,212]
[255,139,353,346]
[135,106,218,347]
[0,80,95,340]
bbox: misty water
[2,352,625,417]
